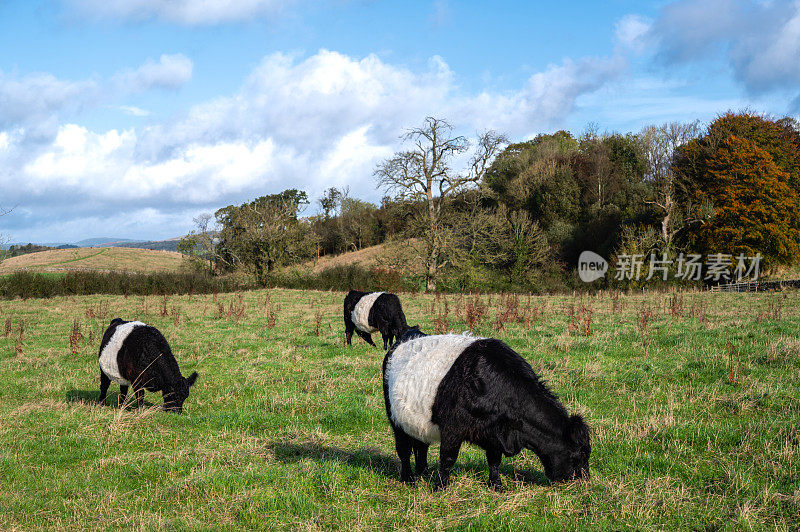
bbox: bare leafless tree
[638,121,702,251]
[374,117,506,291]
[178,212,221,272]
[0,205,13,265]
[192,213,216,271]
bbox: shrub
[0,271,251,300]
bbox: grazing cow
[97,318,198,413]
[382,328,590,491]
[344,290,410,349]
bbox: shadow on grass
[268,441,399,478]
[266,441,550,487]
[65,388,155,408]
[66,388,103,404]
[450,457,549,487]
[496,463,549,486]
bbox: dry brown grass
[0,247,185,274]
[285,239,423,275]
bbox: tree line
[180,110,800,292]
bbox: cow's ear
[109,318,124,326]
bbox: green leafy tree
[567,132,653,263]
[484,131,580,227]
[485,130,651,265]
[339,197,379,252]
[572,132,648,215]
[319,187,342,219]
[215,190,318,283]
[313,187,346,256]
[311,187,381,256]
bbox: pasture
[0,247,186,275]
[0,288,798,530]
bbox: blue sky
[1,0,798,243]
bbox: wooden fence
[710,279,800,292]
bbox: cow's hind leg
[413,441,429,475]
[392,428,416,484]
[98,371,111,404]
[345,320,355,346]
[119,385,129,407]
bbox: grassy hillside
[0,288,798,529]
[287,239,423,275]
[0,247,186,274]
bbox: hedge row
[0,270,252,299]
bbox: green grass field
[1,288,798,530]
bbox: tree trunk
[427,247,437,292]
[597,178,602,208]
[661,189,673,251]
[426,186,438,292]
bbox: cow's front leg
[434,434,462,491]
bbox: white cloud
[450,55,626,135]
[0,71,98,129]
[0,54,191,134]
[23,125,136,191]
[729,2,800,93]
[117,105,151,117]
[649,0,746,62]
[113,54,193,92]
[18,124,279,204]
[643,0,800,105]
[319,126,394,189]
[429,0,451,28]
[520,56,627,124]
[120,139,279,202]
[67,0,299,25]
[2,49,625,241]
[137,49,622,158]
[615,15,652,54]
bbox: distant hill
[112,239,181,252]
[0,247,186,274]
[5,237,181,252]
[74,237,136,247]
[75,237,180,252]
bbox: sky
[1,0,798,243]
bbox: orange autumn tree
[674,112,800,266]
